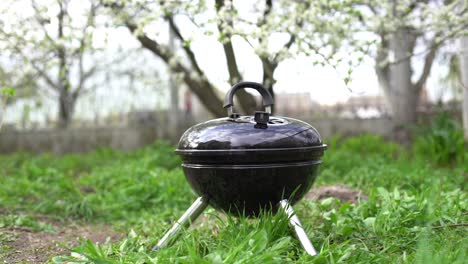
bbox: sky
[0,0,455,126]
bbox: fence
[0,116,396,154]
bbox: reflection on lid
[179,116,322,150]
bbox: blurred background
[0,0,467,153]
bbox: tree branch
[257,0,306,113]
[375,34,391,96]
[30,62,60,91]
[271,0,300,62]
[215,0,242,81]
[126,22,225,117]
[412,21,468,91]
[166,15,204,76]
[414,44,437,91]
[412,26,466,91]
[0,20,60,92]
[11,41,60,91]
[30,0,58,49]
[387,23,468,66]
[75,1,99,99]
[57,0,69,92]
[74,65,97,98]
[126,23,171,61]
[257,0,273,46]
[215,0,257,114]
[256,0,278,112]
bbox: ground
[0,215,119,264]
[0,185,361,263]
[0,135,466,263]
[305,184,367,204]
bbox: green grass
[0,136,466,263]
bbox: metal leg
[278,199,318,256]
[153,196,208,251]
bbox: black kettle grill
[154,82,327,256]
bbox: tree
[285,0,467,129]
[0,88,15,130]
[358,0,467,129]
[460,36,468,140]
[107,0,358,117]
[0,0,102,128]
[108,0,466,125]
[312,0,466,136]
[0,65,39,102]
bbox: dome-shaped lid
[176,82,326,164]
[177,115,322,150]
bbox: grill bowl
[183,161,322,216]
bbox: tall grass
[0,135,466,263]
[413,112,466,165]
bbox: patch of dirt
[0,219,120,264]
[305,184,368,204]
[79,186,96,194]
[193,209,226,228]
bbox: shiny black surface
[177,116,325,164]
[176,82,326,217]
[176,145,326,165]
[184,162,321,216]
[178,116,322,151]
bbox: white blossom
[168,56,179,69]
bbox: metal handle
[223,82,274,116]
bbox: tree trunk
[262,72,276,114]
[386,75,420,127]
[220,40,258,114]
[376,28,420,135]
[58,90,76,128]
[263,79,275,113]
[388,28,419,126]
[168,23,180,136]
[0,97,5,130]
[261,58,278,114]
[375,28,424,143]
[460,36,468,141]
[183,76,225,118]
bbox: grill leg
[278,199,318,256]
[152,196,208,251]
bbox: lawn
[0,134,466,263]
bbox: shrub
[413,112,465,165]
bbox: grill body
[177,115,326,216]
[155,82,326,255]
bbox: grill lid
[176,82,326,164]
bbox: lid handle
[223,82,274,116]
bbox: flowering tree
[0,88,15,130]
[349,0,467,129]
[460,37,468,140]
[107,0,367,116]
[0,0,102,128]
[109,0,467,127]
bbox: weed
[413,112,466,165]
[0,214,54,232]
